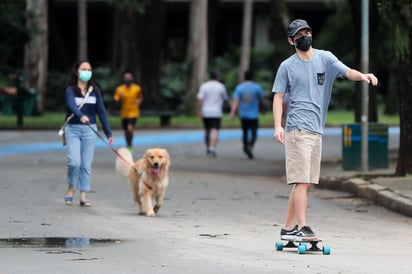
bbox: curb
[318,176,412,217]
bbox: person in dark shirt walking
[63,60,113,207]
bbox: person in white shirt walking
[197,70,228,157]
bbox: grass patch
[0,110,399,130]
[325,110,399,126]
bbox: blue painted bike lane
[0,127,397,157]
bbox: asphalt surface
[0,128,411,274]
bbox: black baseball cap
[287,19,312,37]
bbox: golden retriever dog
[116,147,171,217]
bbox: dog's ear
[162,149,171,166]
[143,149,151,160]
[165,150,170,160]
[143,150,153,169]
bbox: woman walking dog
[63,60,113,207]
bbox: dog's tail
[115,147,134,177]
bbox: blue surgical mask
[79,70,92,82]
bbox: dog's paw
[146,211,156,217]
[153,205,161,213]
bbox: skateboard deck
[275,237,331,255]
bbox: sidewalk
[319,150,412,217]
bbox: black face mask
[295,36,312,52]
[124,79,133,85]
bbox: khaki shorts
[284,129,322,185]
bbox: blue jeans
[65,124,97,192]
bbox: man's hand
[274,127,285,144]
[362,73,378,86]
[345,69,378,86]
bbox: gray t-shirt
[272,49,349,135]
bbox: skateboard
[275,238,331,255]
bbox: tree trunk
[396,63,412,175]
[136,0,167,110]
[185,0,208,115]
[111,6,120,70]
[239,0,253,81]
[112,5,139,80]
[24,0,48,115]
[78,0,87,60]
[395,24,412,176]
[208,0,220,61]
[377,0,412,175]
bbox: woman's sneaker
[295,226,316,240]
[280,225,298,240]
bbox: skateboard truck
[275,239,331,255]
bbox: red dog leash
[86,124,153,190]
[85,123,136,170]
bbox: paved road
[0,128,410,274]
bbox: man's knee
[293,183,311,190]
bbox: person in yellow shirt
[114,71,143,151]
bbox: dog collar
[143,181,153,190]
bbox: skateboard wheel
[297,244,306,254]
[322,245,331,255]
[275,241,284,251]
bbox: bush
[158,47,279,112]
[160,62,187,112]
[93,66,120,111]
[330,80,356,110]
[212,46,276,101]
[45,70,67,111]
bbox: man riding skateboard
[272,19,378,240]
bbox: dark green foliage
[109,0,150,14]
[377,0,412,176]
[211,46,276,100]
[45,70,67,112]
[0,0,29,73]
[315,1,356,110]
[160,62,187,112]
[377,0,411,62]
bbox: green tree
[111,0,166,109]
[0,1,29,74]
[318,1,398,115]
[186,0,208,115]
[239,0,253,81]
[377,0,412,176]
[111,0,141,77]
[268,0,290,71]
[24,0,48,114]
[136,0,166,109]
